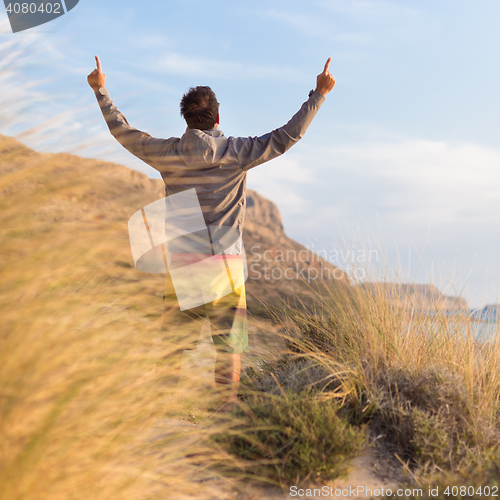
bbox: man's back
[93,84,325,244]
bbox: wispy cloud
[266,9,373,45]
[0,34,57,132]
[266,0,436,51]
[153,52,305,82]
[318,0,426,21]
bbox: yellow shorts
[160,254,249,354]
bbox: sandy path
[222,447,401,499]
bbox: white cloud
[247,155,315,216]
[266,9,373,45]
[322,139,500,225]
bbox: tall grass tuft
[0,248,248,499]
[0,139,249,500]
[229,261,500,486]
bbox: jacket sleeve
[228,90,325,171]
[94,88,177,170]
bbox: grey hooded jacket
[95,88,325,253]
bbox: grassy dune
[2,135,500,499]
[0,136,241,499]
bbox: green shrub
[219,391,366,486]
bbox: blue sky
[1,0,499,307]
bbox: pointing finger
[323,57,331,73]
[95,55,102,72]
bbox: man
[87,56,335,410]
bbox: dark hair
[180,86,219,130]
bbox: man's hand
[315,57,335,96]
[87,55,106,92]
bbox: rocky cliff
[470,304,500,322]
[244,190,348,312]
[361,283,468,312]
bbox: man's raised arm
[229,57,336,171]
[87,56,175,169]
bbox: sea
[426,308,500,342]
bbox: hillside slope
[0,134,347,318]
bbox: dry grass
[0,271,236,499]
[239,271,500,488]
[3,135,500,498]
[0,142,248,500]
